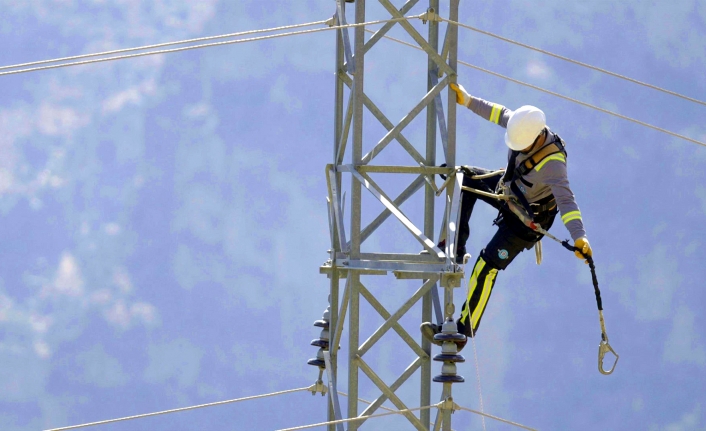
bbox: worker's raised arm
[537,158,587,241]
[450,83,512,128]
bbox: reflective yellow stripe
[471,267,498,328]
[562,210,582,224]
[489,104,503,124]
[460,258,486,324]
[535,153,566,171]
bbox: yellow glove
[449,83,471,107]
[574,237,593,263]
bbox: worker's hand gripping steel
[449,83,472,107]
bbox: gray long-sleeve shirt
[468,96,586,240]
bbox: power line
[275,403,438,431]
[458,61,706,148]
[44,387,311,431]
[441,17,706,108]
[0,16,419,77]
[367,29,706,148]
[337,391,444,429]
[458,406,538,431]
[3,15,703,150]
[0,20,328,72]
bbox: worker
[421,83,593,349]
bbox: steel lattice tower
[313,1,465,429]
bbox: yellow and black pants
[456,168,558,337]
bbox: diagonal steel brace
[358,278,436,356]
[377,0,455,77]
[357,356,427,431]
[348,168,443,256]
[334,0,355,73]
[356,175,425,247]
[361,75,450,165]
[363,0,420,54]
[340,73,426,165]
[359,284,428,358]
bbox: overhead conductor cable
[440,17,706,108]
[0,15,421,77]
[367,29,706,148]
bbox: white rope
[0,16,420,77]
[337,391,445,429]
[458,406,539,431]
[0,20,328,72]
[366,29,706,148]
[441,17,706,108]
[276,403,438,431]
[337,390,397,412]
[44,387,311,431]
[469,327,487,431]
[337,390,536,431]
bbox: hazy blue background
[0,1,704,430]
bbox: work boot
[420,322,468,351]
[420,240,471,265]
[456,247,471,265]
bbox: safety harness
[501,133,567,219]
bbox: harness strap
[503,134,568,218]
[516,139,566,177]
[509,181,534,217]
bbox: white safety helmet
[504,105,546,151]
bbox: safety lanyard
[505,200,620,375]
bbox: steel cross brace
[346,166,443,256]
[358,278,437,356]
[364,0,420,54]
[358,356,425,425]
[340,73,426,166]
[361,75,450,165]
[377,0,455,77]
[357,355,427,430]
[359,283,428,358]
[357,175,425,246]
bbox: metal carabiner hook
[598,338,619,375]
